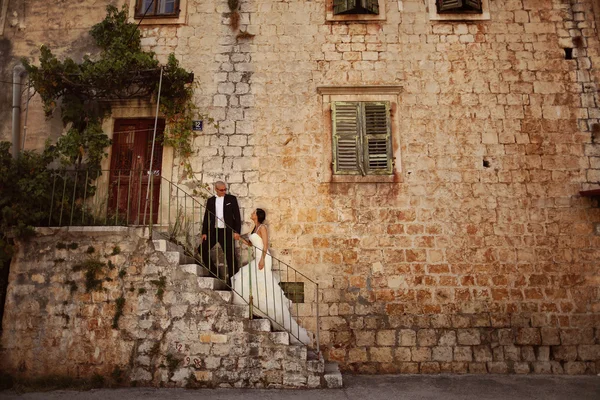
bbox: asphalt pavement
[0,374,599,400]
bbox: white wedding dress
[232,232,312,345]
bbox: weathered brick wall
[0,228,323,387]
[3,0,600,375]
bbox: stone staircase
[152,238,343,389]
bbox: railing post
[48,174,57,226]
[69,171,78,227]
[59,174,67,226]
[248,244,253,320]
[316,282,321,355]
[149,170,154,238]
[81,170,89,225]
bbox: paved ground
[1,374,599,400]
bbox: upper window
[333,0,379,16]
[326,0,386,22]
[428,0,490,21]
[437,0,482,14]
[332,101,393,176]
[129,0,187,25]
[135,0,180,18]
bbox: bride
[232,208,312,345]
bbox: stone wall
[0,227,324,387]
[2,0,600,375]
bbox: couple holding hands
[199,181,310,344]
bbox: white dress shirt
[215,196,225,228]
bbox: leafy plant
[72,260,106,292]
[150,276,167,301]
[23,5,200,177]
[112,296,125,329]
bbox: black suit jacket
[202,194,241,234]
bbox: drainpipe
[12,63,26,158]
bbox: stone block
[540,328,561,345]
[376,330,396,346]
[468,362,488,374]
[536,346,550,361]
[521,346,536,362]
[370,347,393,363]
[432,346,453,362]
[514,362,531,374]
[348,348,368,363]
[516,328,541,345]
[399,362,419,374]
[454,346,473,362]
[420,362,441,374]
[487,361,509,374]
[577,345,600,361]
[564,362,587,375]
[438,330,457,346]
[399,329,417,346]
[497,329,515,345]
[473,345,493,362]
[355,330,376,346]
[457,329,481,345]
[394,347,411,362]
[417,329,437,346]
[411,347,432,362]
[194,371,213,381]
[532,362,552,374]
[552,345,578,361]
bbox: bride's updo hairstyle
[256,208,266,224]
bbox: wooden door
[109,119,164,224]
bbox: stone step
[152,239,179,252]
[197,277,228,290]
[153,239,197,264]
[216,290,233,303]
[164,251,182,265]
[227,304,250,318]
[269,331,290,345]
[323,362,343,388]
[247,319,271,332]
[180,263,212,277]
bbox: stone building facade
[2,0,600,375]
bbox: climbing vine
[23,5,202,177]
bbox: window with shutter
[333,102,362,174]
[332,102,392,175]
[364,103,392,174]
[134,0,181,18]
[333,0,379,15]
[436,0,482,14]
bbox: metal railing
[45,169,320,352]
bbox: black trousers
[200,228,238,281]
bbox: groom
[199,181,241,282]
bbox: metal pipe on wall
[12,63,26,158]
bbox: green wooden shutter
[437,0,462,12]
[332,102,362,174]
[333,0,356,15]
[437,0,482,13]
[363,102,392,174]
[464,0,482,12]
[364,0,379,14]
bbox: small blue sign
[192,120,203,131]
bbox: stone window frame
[325,0,386,22]
[128,0,188,25]
[318,86,403,184]
[428,0,490,21]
